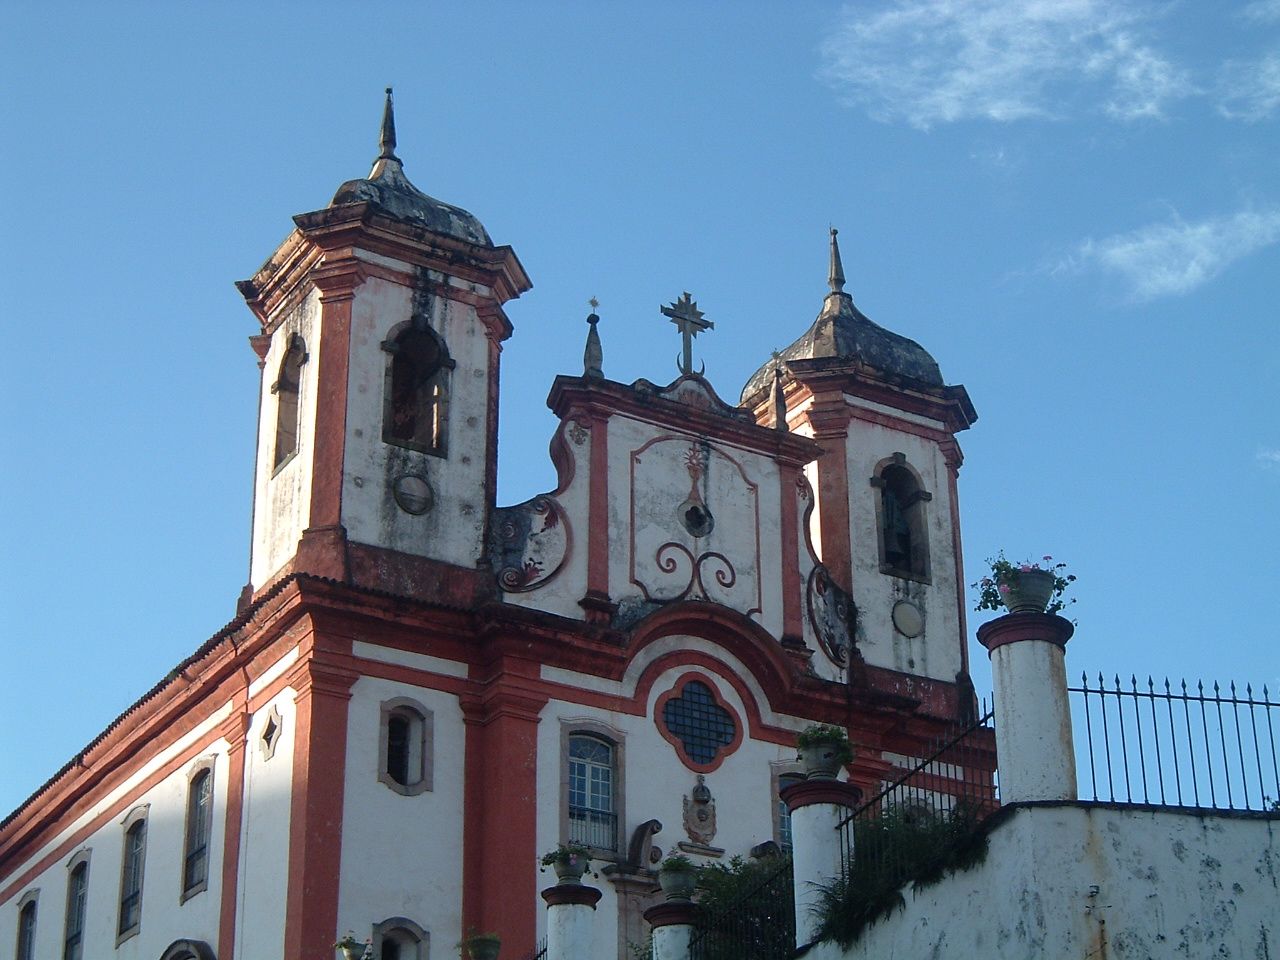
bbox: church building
[0,91,985,960]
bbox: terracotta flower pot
[1001,569,1056,614]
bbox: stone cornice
[977,613,1075,654]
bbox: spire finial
[379,87,398,161]
[828,226,846,295]
[583,297,604,380]
[771,350,789,432]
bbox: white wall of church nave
[499,420,592,620]
[250,288,322,588]
[234,687,297,960]
[335,676,466,949]
[844,415,962,681]
[341,273,491,567]
[534,669,811,946]
[604,416,785,636]
[0,706,233,960]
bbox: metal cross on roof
[661,292,714,376]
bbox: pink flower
[981,578,993,587]
[998,584,1010,594]
[1019,564,1032,571]
[1043,555,1053,561]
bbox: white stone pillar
[978,612,1077,803]
[644,900,697,960]
[541,882,601,960]
[781,779,861,949]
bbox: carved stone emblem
[682,775,717,845]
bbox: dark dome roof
[331,156,492,247]
[741,290,943,403]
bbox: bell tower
[741,229,976,686]
[237,90,531,604]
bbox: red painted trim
[805,393,853,592]
[216,710,250,960]
[644,900,699,928]
[653,671,746,773]
[541,884,603,908]
[583,413,612,619]
[282,656,357,960]
[976,614,1074,653]
[779,779,862,811]
[778,463,804,645]
[0,727,227,904]
[461,680,547,959]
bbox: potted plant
[539,842,591,884]
[657,854,699,901]
[334,933,370,960]
[796,724,854,779]
[461,931,501,960]
[972,553,1076,615]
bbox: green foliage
[813,803,989,949]
[539,842,590,866]
[692,855,794,960]
[659,853,697,872]
[796,724,854,764]
[971,552,1076,615]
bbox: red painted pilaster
[297,259,364,581]
[461,668,549,959]
[283,656,357,960]
[778,463,805,647]
[579,412,614,621]
[216,709,251,960]
[808,395,853,591]
[941,438,970,676]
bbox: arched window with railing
[117,808,147,941]
[63,851,90,960]
[182,762,214,899]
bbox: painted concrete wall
[0,707,232,960]
[335,671,468,951]
[806,803,1279,960]
[844,398,963,682]
[234,687,296,960]
[250,287,321,589]
[535,640,829,955]
[341,260,494,569]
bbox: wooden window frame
[378,698,434,796]
[180,759,216,902]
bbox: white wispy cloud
[819,0,1192,129]
[1241,0,1280,23]
[1052,208,1280,301]
[1217,51,1280,121]
[1258,448,1280,470]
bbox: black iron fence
[835,709,998,878]
[1070,673,1280,812]
[516,935,547,960]
[688,858,795,960]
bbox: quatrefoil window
[661,679,737,766]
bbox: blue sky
[1,1,1277,817]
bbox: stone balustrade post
[780,779,862,949]
[541,881,601,960]
[644,900,698,960]
[977,612,1077,803]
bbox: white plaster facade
[250,288,321,589]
